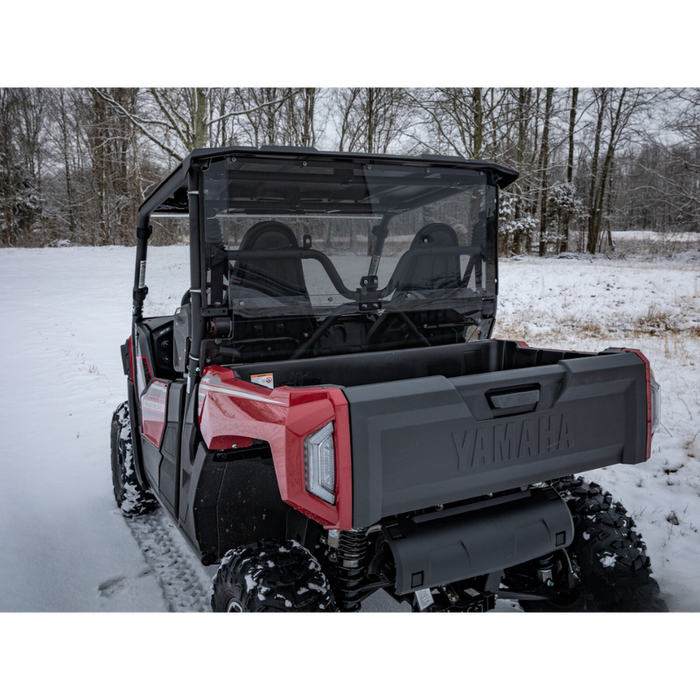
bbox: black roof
[138,146,519,228]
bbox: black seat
[226,221,315,363]
[231,221,310,301]
[372,223,469,350]
[386,223,462,295]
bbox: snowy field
[1,242,699,612]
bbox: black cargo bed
[231,339,592,388]
[232,341,648,528]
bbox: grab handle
[488,388,540,410]
[486,387,540,417]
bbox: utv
[111,146,664,612]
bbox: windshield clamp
[360,275,378,291]
[358,276,381,311]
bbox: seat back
[228,221,315,362]
[387,223,461,294]
[231,221,310,301]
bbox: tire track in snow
[125,510,214,612]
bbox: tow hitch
[414,580,498,612]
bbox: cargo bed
[232,340,650,528]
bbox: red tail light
[617,348,655,460]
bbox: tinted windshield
[201,156,497,362]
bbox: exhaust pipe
[382,487,574,595]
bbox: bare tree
[2,86,696,249]
[406,88,510,160]
[53,89,78,234]
[233,88,323,148]
[560,87,578,252]
[615,89,700,232]
[93,88,299,162]
[283,88,322,147]
[74,88,142,244]
[0,88,47,245]
[506,85,539,253]
[333,88,411,154]
[584,88,649,253]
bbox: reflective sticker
[250,373,274,389]
[415,588,434,611]
[138,260,147,288]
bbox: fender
[197,366,353,530]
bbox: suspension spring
[536,554,555,585]
[335,528,369,612]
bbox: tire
[110,401,159,516]
[211,539,336,612]
[520,477,667,612]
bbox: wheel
[515,477,667,612]
[211,539,337,612]
[110,401,159,516]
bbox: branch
[92,89,183,160]
[149,89,190,146]
[404,89,467,158]
[206,89,301,127]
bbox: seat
[227,221,315,362]
[370,223,468,350]
[386,223,462,295]
[231,221,310,301]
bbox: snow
[1,243,698,612]
[600,554,618,569]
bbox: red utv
[111,146,664,612]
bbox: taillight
[616,348,654,460]
[305,422,336,505]
[650,370,661,435]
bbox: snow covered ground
[0,243,698,612]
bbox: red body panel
[141,380,168,448]
[198,366,353,530]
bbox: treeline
[2,87,700,252]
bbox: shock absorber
[334,528,369,612]
[536,554,555,586]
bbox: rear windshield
[201,156,497,361]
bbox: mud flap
[382,487,574,595]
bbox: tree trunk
[58,90,76,234]
[561,87,578,253]
[538,88,554,256]
[589,89,627,254]
[193,88,209,149]
[512,88,529,254]
[587,89,608,254]
[472,88,483,157]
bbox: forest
[2,87,700,253]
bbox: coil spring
[335,528,368,612]
[338,528,368,565]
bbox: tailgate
[344,351,647,528]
